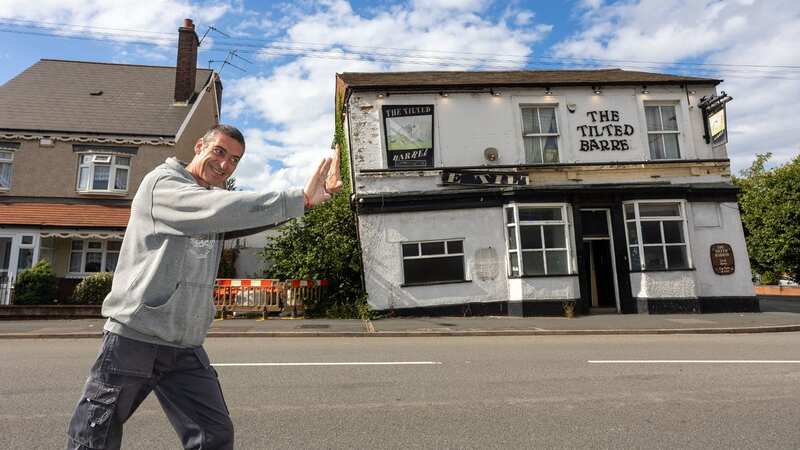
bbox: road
[1,334,799,449]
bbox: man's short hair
[202,124,246,151]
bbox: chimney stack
[174,18,198,104]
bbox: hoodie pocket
[131,282,214,344]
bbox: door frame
[0,233,19,305]
[578,208,622,313]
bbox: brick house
[0,19,220,303]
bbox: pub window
[624,200,691,271]
[77,153,131,193]
[401,239,465,285]
[505,204,571,276]
[644,104,681,160]
[521,106,559,164]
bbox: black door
[590,240,616,308]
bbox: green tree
[13,260,58,305]
[261,93,366,318]
[733,153,800,281]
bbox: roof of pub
[337,68,721,92]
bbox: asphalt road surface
[1,334,799,449]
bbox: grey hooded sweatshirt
[102,157,304,347]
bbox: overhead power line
[1,18,799,80]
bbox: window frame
[76,152,131,194]
[0,147,14,190]
[644,103,682,160]
[520,105,560,164]
[623,199,693,271]
[400,239,466,286]
[67,239,122,276]
[504,203,573,277]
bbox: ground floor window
[505,203,572,276]
[624,200,691,270]
[401,239,465,285]
[68,239,122,274]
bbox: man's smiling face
[187,131,244,188]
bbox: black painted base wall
[637,296,760,314]
[377,296,760,317]
[379,300,577,318]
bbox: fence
[0,275,13,305]
[213,279,328,319]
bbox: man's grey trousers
[66,332,234,449]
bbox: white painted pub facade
[336,70,756,316]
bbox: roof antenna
[198,25,230,46]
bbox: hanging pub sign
[698,92,732,147]
[383,104,434,169]
[442,170,530,186]
[710,243,735,275]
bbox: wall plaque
[710,243,735,275]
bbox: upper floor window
[401,239,465,285]
[624,200,691,271]
[77,154,130,193]
[0,149,13,190]
[521,106,559,164]
[645,104,680,160]
[505,204,572,276]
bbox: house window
[77,154,130,193]
[16,235,35,271]
[521,106,559,164]
[68,240,122,274]
[624,200,691,271]
[0,149,13,190]
[645,104,681,160]
[505,204,571,276]
[401,239,465,285]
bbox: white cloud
[0,0,231,47]
[226,0,547,191]
[553,0,800,173]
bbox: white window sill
[76,190,128,196]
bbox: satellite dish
[484,147,498,162]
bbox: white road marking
[588,360,800,364]
[213,361,443,367]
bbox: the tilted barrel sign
[383,105,434,169]
[710,243,735,275]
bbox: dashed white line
[213,361,443,367]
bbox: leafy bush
[72,272,114,305]
[13,260,58,305]
[759,271,778,286]
[261,92,369,319]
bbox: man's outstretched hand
[303,146,343,208]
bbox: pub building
[335,69,756,316]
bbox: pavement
[0,296,798,338]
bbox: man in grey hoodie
[66,124,341,450]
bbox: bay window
[0,144,15,190]
[68,240,121,275]
[624,200,691,271]
[505,204,572,276]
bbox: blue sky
[1,0,798,191]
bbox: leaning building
[336,69,756,316]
